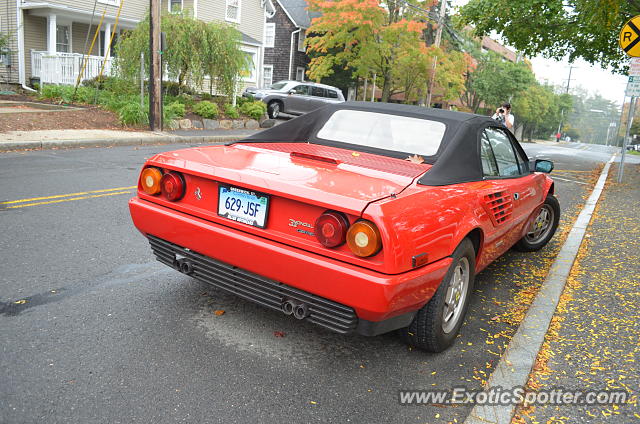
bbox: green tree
[457,0,633,71]
[115,13,248,98]
[460,50,535,113]
[512,83,563,141]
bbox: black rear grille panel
[147,235,359,334]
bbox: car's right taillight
[346,220,382,257]
[140,167,163,195]
[315,211,349,247]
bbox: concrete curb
[0,134,246,152]
[464,155,616,424]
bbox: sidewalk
[515,163,640,422]
[0,128,259,151]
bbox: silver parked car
[244,80,345,119]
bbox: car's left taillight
[140,167,162,195]
[140,167,185,202]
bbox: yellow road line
[5,191,134,209]
[1,186,137,205]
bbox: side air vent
[483,191,513,225]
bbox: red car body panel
[129,138,554,331]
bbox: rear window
[316,110,446,156]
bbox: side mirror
[288,89,296,95]
[534,159,554,173]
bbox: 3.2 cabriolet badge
[289,219,314,236]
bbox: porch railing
[31,50,113,85]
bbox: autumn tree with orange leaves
[305,0,467,103]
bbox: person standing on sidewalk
[492,102,514,131]
[555,132,562,142]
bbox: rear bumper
[129,197,451,334]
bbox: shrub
[236,95,251,106]
[73,86,99,104]
[224,104,239,119]
[165,101,186,119]
[118,101,149,126]
[193,101,219,119]
[163,81,195,97]
[40,84,100,104]
[83,76,135,94]
[39,84,64,100]
[239,100,267,120]
[174,93,196,108]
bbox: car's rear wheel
[398,238,475,352]
[268,101,282,119]
[514,195,560,252]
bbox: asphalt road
[0,141,622,423]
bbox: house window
[295,66,304,81]
[263,65,273,87]
[99,30,119,57]
[297,29,305,52]
[56,25,70,53]
[169,0,183,12]
[226,0,241,23]
[241,48,257,82]
[264,23,275,48]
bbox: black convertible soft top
[237,101,528,186]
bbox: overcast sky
[529,56,629,105]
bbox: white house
[0,0,274,89]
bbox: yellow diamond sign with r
[620,16,640,57]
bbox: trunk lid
[149,142,430,213]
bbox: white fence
[31,50,113,85]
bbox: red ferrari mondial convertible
[129,102,558,352]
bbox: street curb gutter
[0,134,245,152]
[464,155,616,424]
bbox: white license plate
[218,184,269,228]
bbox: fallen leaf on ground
[214,310,225,316]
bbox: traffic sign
[619,16,640,57]
[626,75,640,96]
[630,58,640,76]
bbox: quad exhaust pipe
[281,300,309,320]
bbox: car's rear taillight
[161,171,185,201]
[315,211,349,247]
[346,220,382,257]
[140,167,162,195]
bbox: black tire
[267,101,282,119]
[514,195,560,252]
[399,238,476,353]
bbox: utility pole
[556,65,576,137]
[619,97,635,183]
[425,0,446,108]
[149,0,162,131]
